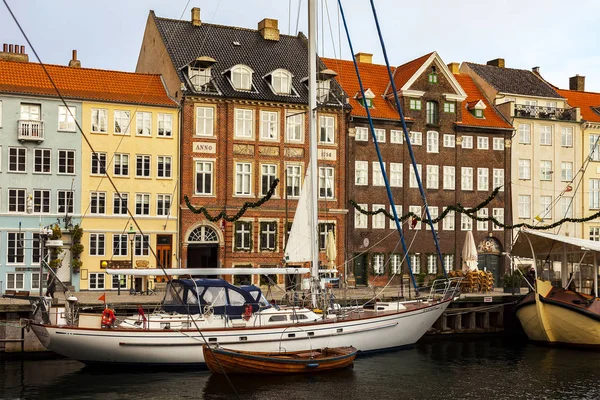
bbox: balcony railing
[18,120,44,142]
[514,104,576,121]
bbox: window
[136,155,151,177]
[444,102,455,113]
[443,134,455,148]
[195,161,214,195]
[234,221,252,250]
[373,162,385,186]
[443,166,455,190]
[319,166,334,199]
[540,196,552,219]
[477,208,489,231]
[561,162,573,182]
[518,124,531,144]
[8,189,26,213]
[6,273,24,290]
[477,168,489,191]
[316,223,334,251]
[426,207,439,230]
[590,179,600,209]
[493,137,504,150]
[443,254,454,272]
[519,159,531,180]
[461,136,473,149]
[114,153,129,176]
[90,192,106,214]
[89,233,105,256]
[461,212,472,231]
[112,275,127,290]
[590,227,600,241]
[136,112,152,136]
[91,152,107,175]
[461,167,473,190]
[58,150,75,174]
[189,66,211,89]
[34,148,51,173]
[33,189,50,213]
[426,165,439,189]
[411,131,422,145]
[540,161,553,181]
[32,234,41,264]
[390,163,402,187]
[195,107,214,137]
[443,210,455,231]
[317,79,331,102]
[20,104,40,120]
[235,109,253,138]
[426,101,439,125]
[373,254,385,275]
[135,234,150,256]
[427,131,439,153]
[58,105,76,131]
[57,190,74,213]
[89,273,105,290]
[493,169,504,191]
[561,127,573,147]
[473,109,484,118]
[410,254,421,274]
[389,205,402,229]
[492,208,504,231]
[355,161,368,185]
[409,206,422,230]
[355,204,367,228]
[409,164,422,188]
[427,254,437,274]
[157,194,171,216]
[9,147,26,172]
[374,129,385,143]
[286,165,302,197]
[428,72,438,84]
[286,111,304,142]
[409,99,421,110]
[113,193,128,215]
[158,113,173,137]
[112,234,128,256]
[561,197,573,218]
[260,222,277,250]
[354,127,368,142]
[272,70,291,94]
[590,134,600,161]
[372,204,386,229]
[390,130,403,144]
[319,116,335,144]
[135,193,150,215]
[260,111,278,140]
[7,232,24,263]
[114,110,131,134]
[540,126,552,145]
[91,109,108,133]
[231,65,252,90]
[477,137,489,150]
[518,195,531,218]
[235,162,252,195]
[390,254,402,274]
[157,156,172,178]
[261,164,277,196]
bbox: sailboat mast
[308,0,320,308]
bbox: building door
[187,225,220,278]
[354,254,367,286]
[478,254,501,285]
[156,235,172,269]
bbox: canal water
[1,336,599,400]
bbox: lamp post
[128,224,135,293]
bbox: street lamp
[128,224,136,293]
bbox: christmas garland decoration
[184,179,279,222]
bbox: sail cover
[284,161,314,264]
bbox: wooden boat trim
[210,347,357,365]
[538,294,600,322]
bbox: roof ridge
[0,59,162,77]
[559,87,600,97]
[320,57,395,69]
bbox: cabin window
[269,315,287,322]
[202,287,227,308]
[291,314,308,321]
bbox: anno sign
[318,148,336,160]
[193,142,216,154]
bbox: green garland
[184,179,279,222]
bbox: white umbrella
[462,230,478,272]
[325,230,337,269]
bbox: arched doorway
[187,226,220,277]
[477,236,503,285]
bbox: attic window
[188,66,211,90]
[231,65,253,91]
[428,66,438,83]
[358,98,373,108]
[317,79,331,103]
[467,100,486,119]
[268,69,292,94]
[356,88,375,109]
[473,109,484,118]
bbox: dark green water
[1,337,599,400]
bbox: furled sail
[283,161,314,264]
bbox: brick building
[136,9,347,285]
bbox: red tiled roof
[391,52,434,93]
[454,74,513,129]
[322,57,400,120]
[0,60,177,107]
[556,89,600,123]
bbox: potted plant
[503,271,522,294]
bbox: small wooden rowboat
[203,345,357,374]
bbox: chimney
[487,58,505,68]
[532,66,540,75]
[0,43,29,62]
[69,49,81,68]
[258,18,279,41]
[569,74,585,92]
[355,52,373,64]
[447,62,460,74]
[191,7,201,26]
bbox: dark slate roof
[466,62,563,99]
[153,12,343,105]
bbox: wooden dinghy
[203,345,357,374]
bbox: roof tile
[454,73,513,129]
[556,89,600,123]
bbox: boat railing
[426,277,463,302]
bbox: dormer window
[269,69,292,95]
[467,100,486,119]
[356,88,375,109]
[189,66,211,89]
[231,65,253,91]
[474,109,484,118]
[317,69,338,103]
[428,65,438,84]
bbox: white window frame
[113,193,128,215]
[286,111,304,142]
[427,254,437,274]
[590,134,600,161]
[235,108,254,139]
[443,134,455,148]
[90,192,106,215]
[157,156,172,178]
[90,152,106,176]
[318,166,334,199]
[410,254,421,274]
[409,206,422,230]
[389,205,402,229]
[286,164,302,198]
[195,160,214,195]
[373,254,385,275]
[493,169,504,191]
[235,162,252,196]
[89,273,105,290]
[374,128,385,143]
[477,208,489,231]
[518,124,531,144]
[91,108,108,133]
[492,208,504,231]
[89,233,105,256]
[157,194,171,216]
[390,130,403,144]
[58,105,76,131]
[426,165,439,189]
[461,136,473,149]
[355,161,368,186]
[410,131,422,145]
[196,107,214,137]
[390,163,402,187]
[136,155,151,178]
[261,164,278,196]
[7,233,25,264]
[58,150,75,175]
[518,195,531,218]
[355,204,368,229]
[590,179,600,209]
[427,131,439,153]
[355,127,368,142]
[113,153,129,177]
[561,126,573,147]
[135,193,150,216]
[158,113,173,137]
[114,110,131,135]
[561,197,573,218]
[260,110,279,140]
[231,65,253,91]
[271,69,291,94]
[373,162,385,187]
[319,115,335,144]
[461,212,473,231]
[477,168,489,191]
[6,273,25,290]
[461,167,473,191]
[561,162,573,182]
[540,160,553,181]
[493,137,504,150]
[443,210,455,231]
[518,159,531,180]
[443,166,455,190]
[426,206,439,230]
[540,125,552,146]
[136,112,152,136]
[57,190,74,214]
[409,164,422,188]
[33,148,51,174]
[372,204,386,229]
[8,188,26,213]
[8,147,26,173]
[33,189,50,213]
[477,137,489,150]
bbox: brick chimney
[0,43,28,62]
[355,53,373,64]
[69,49,81,68]
[191,7,201,27]
[258,18,279,41]
[447,62,460,74]
[569,74,585,92]
[487,58,505,68]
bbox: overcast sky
[2,0,600,92]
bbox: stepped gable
[0,59,176,107]
[556,88,600,123]
[454,73,513,129]
[465,62,563,98]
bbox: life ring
[243,304,253,321]
[101,308,116,328]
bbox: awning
[512,229,600,264]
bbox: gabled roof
[556,89,600,123]
[389,52,434,94]
[465,62,563,99]
[321,57,399,119]
[0,60,177,107]
[454,73,513,130]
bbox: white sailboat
[27,0,461,366]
